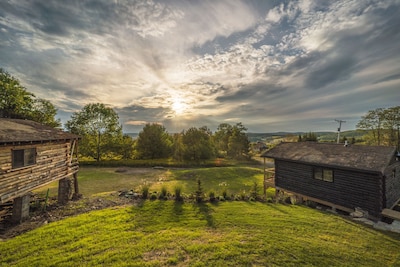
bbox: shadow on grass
[193,202,217,228]
[172,201,184,220]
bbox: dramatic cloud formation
[1,0,399,132]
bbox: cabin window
[313,167,333,182]
[12,148,36,169]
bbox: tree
[214,123,232,155]
[357,106,400,147]
[65,103,123,161]
[300,132,318,142]
[182,126,215,161]
[214,122,250,159]
[171,133,185,161]
[382,106,400,147]
[0,68,60,127]
[357,108,385,145]
[227,123,250,159]
[30,98,61,128]
[135,123,172,159]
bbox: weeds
[195,179,204,203]
[141,184,150,199]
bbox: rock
[373,221,390,231]
[352,217,375,226]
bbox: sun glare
[172,98,188,115]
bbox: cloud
[0,0,399,133]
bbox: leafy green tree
[227,123,250,159]
[357,108,385,145]
[0,68,60,127]
[214,122,250,159]
[171,133,185,161]
[300,132,318,142]
[30,98,61,127]
[214,123,232,155]
[118,134,135,159]
[65,103,123,161]
[182,126,215,161]
[135,123,172,159]
[382,106,400,147]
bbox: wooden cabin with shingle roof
[261,142,400,219]
[0,118,79,222]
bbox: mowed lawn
[34,166,267,198]
[3,166,400,266]
[1,201,400,266]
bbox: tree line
[65,103,250,161]
[61,103,251,161]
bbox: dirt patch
[115,167,165,174]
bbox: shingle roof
[261,142,397,173]
[0,118,78,143]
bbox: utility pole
[335,119,346,144]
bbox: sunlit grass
[35,166,266,198]
[1,201,400,266]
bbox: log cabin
[0,118,79,222]
[261,142,400,219]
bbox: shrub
[141,184,149,199]
[150,193,157,200]
[222,189,228,199]
[250,181,259,200]
[195,179,203,203]
[174,185,183,201]
[208,191,216,202]
[159,185,168,200]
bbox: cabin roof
[261,142,397,173]
[0,118,78,144]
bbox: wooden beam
[382,209,400,220]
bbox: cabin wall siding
[384,163,400,208]
[0,140,78,203]
[275,160,382,217]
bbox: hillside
[1,201,400,266]
[247,130,366,143]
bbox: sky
[0,0,399,133]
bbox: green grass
[1,201,400,266]
[35,166,267,199]
[151,167,265,197]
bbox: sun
[171,98,188,115]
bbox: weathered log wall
[384,162,400,209]
[0,140,79,203]
[275,160,383,217]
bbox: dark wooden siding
[275,160,383,217]
[384,163,400,208]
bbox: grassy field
[1,201,400,266]
[3,166,400,266]
[35,166,268,199]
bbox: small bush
[250,181,259,200]
[141,185,149,199]
[159,185,168,200]
[208,191,216,202]
[195,179,204,203]
[174,185,183,201]
[222,189,228,199]
[150,193,157,200]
